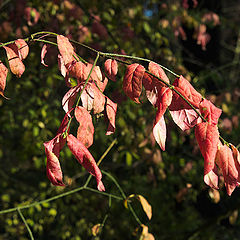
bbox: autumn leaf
[43,112,71,186]
[57,35,75,65]
[75,106,94,148]
[124,194,152,220]
[104,59,118,81]
[3,43,25,77]
[141,225,155,240]
[41,44,49,67]
[81,83,94,111]
[195,122,219,189]
[216,142,239,196]
[105,97,117,135]
[68,61,86,84]
[153,116,166,151]
[15,39,29,60]
[67,134,105,191]
[199,98,222,125]
[0,60,8,98]
[148,61,169,86]
[91,83,105,114]
[123,63,145,103]
[92,224,101,236]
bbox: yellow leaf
[137,195,152,220]
[92,223,101,236]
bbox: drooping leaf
[41,44,49,67]
[123,63,145,103]
[57,35,75,65]
[75,106,94,148]
[105,97,117,135]
[81,83,94,111]
[62,85,81,115]
[216,142,239,196]
[230,144,240,174]
[199,98,222,125]
[3,43,25,77]
[15,39,29,60]
[104,59,118,81]
[43,112,71,186]
[0,60,8,98]
[68,61,86,84]
[153,115,166,151]
[58,54,71,87]
[141,224,155,240]
[91,224,101,236]
[195,122,219,189]
[67,134,105,191]
[124,194,152,220]
[92,83,105,114]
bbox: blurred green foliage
[0,0,240,239]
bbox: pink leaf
[81,84,94,111]
[3,43,25,77]
[41,44,49,67]
[75,106,94,148]
[195,122,219,187]
[105,97,117,135]
[57,35,75,65]
[0,61,8,98]
[153,116,166,151]
[104,59,118,81]
[148,61,170,85]
[62,85,80,115]
[216,142,239,196]
[67,134,105,191]
[15,39,29,60]
[92,83,105,114]
[199,98,222,125]
[123,63,145,103]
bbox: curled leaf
[3,43,25,77]
[148,61,169,85]
[123,63,145,103]
[0,60,8,98]
[104,59,118,81]
[124,194,152,220]
[67,134,105,191]
[41,44,49,67]
[105,97,117,135]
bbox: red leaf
[199,98,222,125]
[75,106,94,148]
[67,134,105,191]
[81,83,94,111]
[216,142,239,196]
[169,75,202,110]
[43,112,71,186]
[41,44,48,67]
[169,75,203,130]
[0,61,8,98]
[123,63,145,103]
[195,122,219,188]
[148,61,169,85]
[57,54,72,87]
[15,39,29,60]
[68,61,86,84]
[105,97,117,135]
[57,35,75,65]
[104,59,118,81]
[3,43,25,77]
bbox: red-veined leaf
[0,61,8,98]
[3,43,25,77]
[123,63,145,103]
[75,106,94,148]
[104,59,118,81]
[67,134,105,191]
[15,39,29,60]
[148,61,169,85]
[57,35,75,65]
[105,97,117,135]
[195,122,219,189]
[216,142,239,196]
[41,44,48,67]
